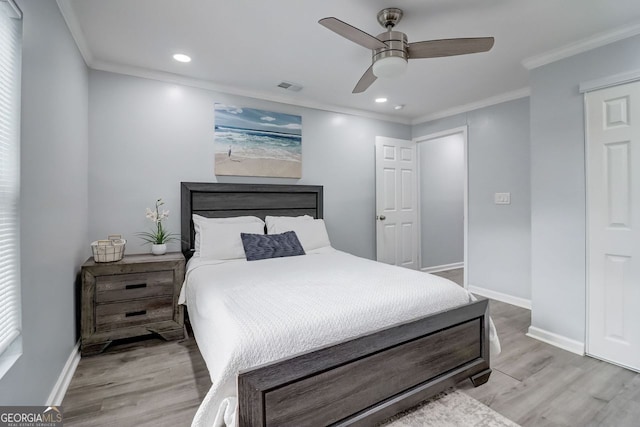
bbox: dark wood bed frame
[181,182,491,427]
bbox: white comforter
[179,247,500,427]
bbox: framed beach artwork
[214,104,302,178]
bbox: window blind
[0,0,22,360]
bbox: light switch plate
[494,192,511,205]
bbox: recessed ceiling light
[173,53,191,63]
[394,105,405,110]
[375,97,388,103]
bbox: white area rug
[382,389,520,427]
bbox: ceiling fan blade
[352,65,377,94]
[408,37,494,59]
[319,17,387,50]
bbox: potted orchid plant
[138,198,178,255]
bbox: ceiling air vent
[277,81,303,92]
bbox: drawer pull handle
[125,283,147,290]
[125,310,147,317]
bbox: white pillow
[264,215,313,234]
[192,214,265,258]
[266,217,331,251]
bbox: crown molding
[56,0,93,65]
[411,87,530,125]
[522,21,640,70]
[579,68,640,93]
[90,60,412,125]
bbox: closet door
[586,80,640,372]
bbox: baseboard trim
[46,341,80,406]
[421,262,464,274]
[526,326,585,356]
[467,285,531,310]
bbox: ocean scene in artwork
[214,104,302,178]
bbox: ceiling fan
[319,8,495,94]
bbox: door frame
[413,126,469,288]
[584,88,599,362]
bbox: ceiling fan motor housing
[377,8,403,29]
[372,31,408,77]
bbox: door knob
[378,215,386,221]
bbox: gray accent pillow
[241,231,306,261]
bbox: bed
[180,182,497,427]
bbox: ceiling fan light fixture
[372,56,407,78]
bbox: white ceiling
[60,0,640,123]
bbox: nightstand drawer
[95,296,174,331]
[95,271,174,303]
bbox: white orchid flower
[145,207,158,222]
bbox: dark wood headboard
[180,182,324,256]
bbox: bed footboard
[238,297,491,427]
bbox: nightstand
[81,252,185,356]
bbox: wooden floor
[459,300,640,427]
[63,269,640,427]
[432,267,464,286]
[63,336,211,426]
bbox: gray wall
[530,34,640,343]
[88,71,410,260]
[412,97,531,300]
[419,133,464,268]
[0,0,89,403]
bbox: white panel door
[375,136,418,269]
[586,80,640,372]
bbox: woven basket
[91,236,126,262]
